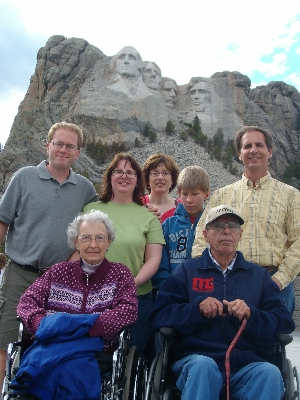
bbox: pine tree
[213,128,224,148]
[165,120,175,135]
[148,131,157,143]
[179,131,188,141]
[212,128,224,161]
[192,116,201,134]
[143,123,150,137]
[134,137,141,147]
[111,141,119,156]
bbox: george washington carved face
[115,46,143,78]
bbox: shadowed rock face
[0,36,300,194]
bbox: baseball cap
[205,205,244,227]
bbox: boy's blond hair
[177,166,210,192]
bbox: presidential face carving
[190,81,211,112]
[160,78,178,108]
[115,46,143,78]
[142,61,162,90]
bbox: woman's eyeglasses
[112,170,137,179]
[149,171,171,177]
[78,234,108,243]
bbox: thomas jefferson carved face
[190,82,211,112]
[142,62,162,90]
[161,80,177,108]
[115,46,143,78]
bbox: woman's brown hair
[100,153,144,205]
[142,153,179,194]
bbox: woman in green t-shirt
[83,153,165,360]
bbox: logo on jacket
[192,277,214,292]
[176,236,188,252]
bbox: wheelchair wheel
[163,388,172,400]
[122,346,139,400]
[133,355,146,400]
[284,359,299,400]
[163,387,180,400]
[108,330,131,399]
[2,342,22,399]
[293,366,299,400]
[145,352,164,400]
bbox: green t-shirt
[83,201,165,295]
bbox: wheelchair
[2,321,146,400]
[145,327,300,400]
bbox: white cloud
[1,1,299,84]
[252,53,288,77]
[285,72,300,89]
[0,0,299,143]
[251,81,268,89]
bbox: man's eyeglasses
[112,170,137,179]
[78,234,108,243]
[208,222,241,232]
[149,171,171,177]
[52,141,79,151]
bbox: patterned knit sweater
[17,258,138,353]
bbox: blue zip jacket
[152,202,202,290]
[11,313,104,400]
[151,249,295,373]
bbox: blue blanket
[11,313,104,400]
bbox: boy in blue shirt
[153,166,210,290]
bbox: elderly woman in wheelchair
[8,210,138,400]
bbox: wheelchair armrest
[277,334,293,347]
[160,327,175,340]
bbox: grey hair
[67,210,116,249]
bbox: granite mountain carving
[0,35,300,194]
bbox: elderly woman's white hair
[67,210,116,249]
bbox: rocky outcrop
[0,35,299,194]
[250,81,300,172]
[73,130,244,195]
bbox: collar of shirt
[208,248,237,276]
[241,172,271,189]
[81,259,102,273]
[37,161,77,184]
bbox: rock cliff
[0,35,299,194]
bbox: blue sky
[0,0,300,145]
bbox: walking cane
[224,314,248,400]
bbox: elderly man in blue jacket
[151,205,295,400]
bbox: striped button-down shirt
[192,173,300,289]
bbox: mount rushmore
[0,35,300,194]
